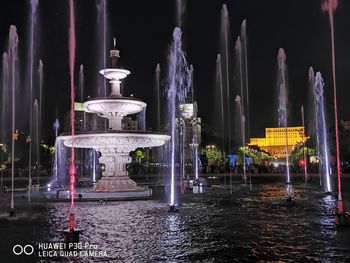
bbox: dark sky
[0,0,350,144]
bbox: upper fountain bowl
[83,97,146,117]
[99,68,130,80]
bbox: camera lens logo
[13,244,34,256]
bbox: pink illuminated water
[69,0,76,230]
[322,0,342,208]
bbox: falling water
[96,0,109,97]
[220,4,231,155]
[277,48,292,199]
[9,25,19,213]
[313,72,332,193]
[241,20,250,140]
[322,0,343,210]
[137,108,146,131]
[33,100,40,184]
[68,0,76,230]
[166,27,191,207]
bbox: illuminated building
[248,126,308,158]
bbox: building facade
[248,126,308,158]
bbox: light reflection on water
[44,181,350,262]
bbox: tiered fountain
[58,40,170,196]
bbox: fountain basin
[99,68,130,80]
[59,131,169,150]
[58,131,170,192]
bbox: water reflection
[41,180,350,262]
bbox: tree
[202,146,222,163]
[238,146,274,165]
[289,143,315,165]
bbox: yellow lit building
[248,126,308,158]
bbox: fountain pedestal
[93,150,141,192]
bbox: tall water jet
[33,100,40,184]
[235,95,246,184]
[176,0,185,28]
[301,105,308,183]
[67,0,78,238]
[96,0,110,97]
[216,54,225,148]
[190,65,194,102]
[155,64,161,131]
[38,60,43,145]
[322,0,344,217]
[79,64,86,131]
[313,72,332,193]
[277,48,292,201]
[79,64,84,102]
[166,27,191,211]
[220,4,233,193]
[241,20,250,140]
[27,0,39,200]
[9,25,19,215]
[235,37,247,183]
[53,119,60,186]
[309,67,322,186]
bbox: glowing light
[69,0,76,231]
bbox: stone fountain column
[93,148,142,192]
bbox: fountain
[58,41,170,194]
[235,38,247,184]
[277,48,292,202]
[309,67,322,186]
[240,20,250,140]
[166,27,191,211]
[234,95,246,184]
[27,0,39,204]
[155,63,161,131]
[300,105,308,183]
[33,100,40,185]
[52,119,60,186]
[321,0,348,224]
[313,72,332,193]
[96,0,110,98]
[220,4,232,155]
[9,25,19,216]
[216,54,226,185]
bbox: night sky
[1,0,350,145]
